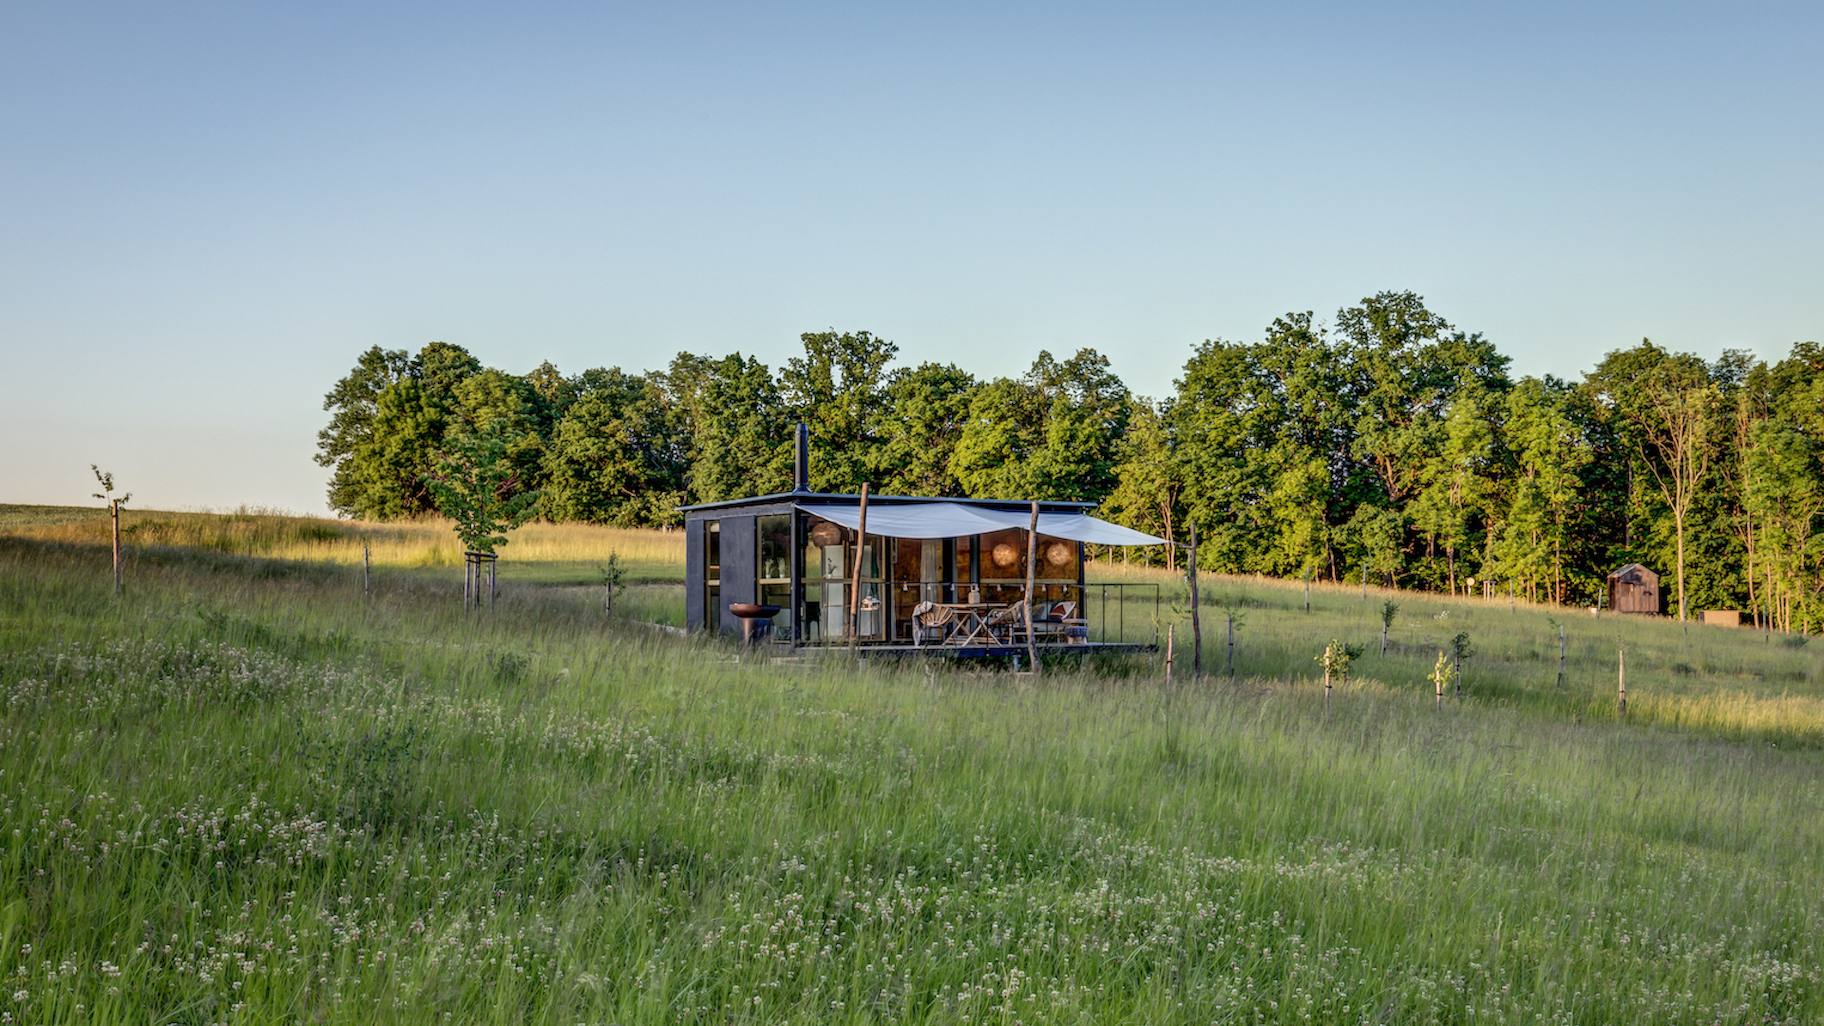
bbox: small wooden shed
[1607,564,1662,615]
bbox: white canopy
[795,502,1168,546]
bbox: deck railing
[788,580,1163,649]
[1084,582,1161,647]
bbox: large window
[801,515,883,642]
[890,538,950,640]
[703,520,720,630]
[757,514,794,640]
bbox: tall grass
[0,504,684,582]
[2,536,1823,1023]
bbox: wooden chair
[911,601,953,647]
[982,601,1027,644]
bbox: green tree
[315,345,411,516]
[1166,340,1270,573]
[1101,399,1182,568]
[542,369,685,525]
[1634,353,1719,620]
[951,349,1131,502]
[658,352,791,504]
[317,342,481,520]
[780,330,898,492]
[424,419,543,554]
[874,362,978,496]
[1492,377,1591,602]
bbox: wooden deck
[774,641,1156,660]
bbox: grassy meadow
[3,505,1824,1024]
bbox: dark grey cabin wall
[718,515,757,636]
[684,520,704,631]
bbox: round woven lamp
[990,542,1021,569]
[808,522,844,547]
[1044,541,1073,567]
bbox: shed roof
[1607,563,1659,582]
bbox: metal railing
[1085,582,1161,647]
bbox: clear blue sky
[2,1,1818,512]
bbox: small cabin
[679,426,1168,654]
[1607,564,1662,615]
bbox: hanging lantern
[808,521,843,547]
[991,542,1021,568]
[1044,541,1073,567]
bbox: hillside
[1,513,1821,1022]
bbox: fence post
[1188,522,1200,679]
[1618,648,1627,715]
[1558,624,1566,687]
[1165,624,1174,684]
[1226,613,1235,677]
[110,499,121,597]
[363,545,371,598]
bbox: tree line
[316,291,1824,628]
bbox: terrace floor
[771,641,1157,660]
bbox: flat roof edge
[676,492,1099,513]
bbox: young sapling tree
[1450,631,1475,697]
[598,553,627,615]
[424,419,543,607]
[90,465,130,596]
[1428,650,1455,711]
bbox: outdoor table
[930,603,1005,646]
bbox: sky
[1,1,1819,513]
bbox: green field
[3,507,1823,1024]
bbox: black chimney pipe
[794,422,810,493]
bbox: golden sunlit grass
[0,504,684,582]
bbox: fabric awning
[795,502,1168,546]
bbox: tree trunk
[850,484,870,652]
[1675,508,1687,621]
[1024,500,1039,674]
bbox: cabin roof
[677,491,1097,514]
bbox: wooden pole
[1024,500,1039,675]
[110,499,121,597]
[488,556,496,609]
[1618,648,1627,715]
[1164,624,1174,684]
[1304,570,1311,613]
[363,545,371,598]
[1509,580,1514,613]
[1226,613,1235,677]
[1188,521,1200,679]
[850,484,870,653]
[1558,624,1566,687]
